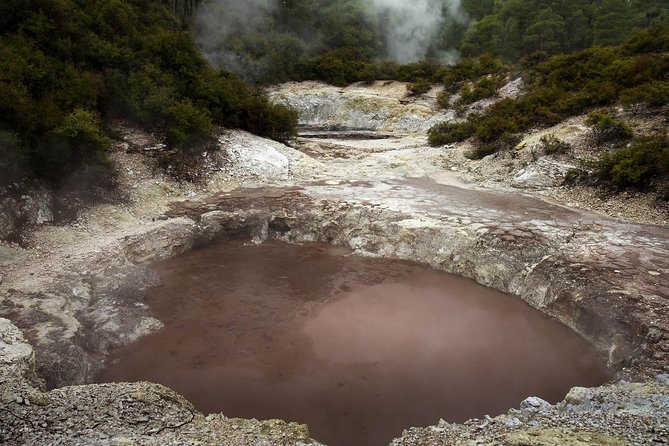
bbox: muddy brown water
[99,240,610,446]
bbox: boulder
[219,132,291,180]
[512,158,578,190]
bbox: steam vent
[1,1,669,445]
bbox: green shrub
[165,100,213,150]
[54,109,109,155]
[539,135,571,155]
[473,115,519,143]
[564,168,586,185]
[466,133,521,160]
[436,91,451,109]
[440,55,507,91]
[396,61,443,83]
[585,111,633,144]
[618,82,669,109]
[427,121,475,146]
[598,133,669,189]
[457,75,505,105]
[238,92,298,144]
[625,26,669,54]
[407,79,432,96]
[33,109,112,182]
[429,30,669,160]
[619,86,649,110]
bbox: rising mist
[365,0,467,63]
[193,0,468,80]
[193,0,278,73]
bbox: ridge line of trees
[188,0,669,85]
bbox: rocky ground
[394,377,669,446]
[0,319,321,446]
[1,80,668,445]
[271,80,668,227]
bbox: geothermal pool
[99,240,609,446]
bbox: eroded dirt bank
[1,81,669,445]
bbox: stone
[520,396,552,412]
[111,437,136,446]
[0,186,54,240]
[512,158,578,190]
[219,132,290,180]
[565,387,591,406]
[498,77,524,99]
[657,374,669,385]
[502,417,523,428]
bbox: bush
[539,134,571,155]
[625,26,669,54]
[427,121,475,146]
[165,100,213,150]
[619,87,649,110]
[436,91,451,109]
[617,82,669,110]
[585,111,633,144]
[440,55,507,91]
[473,115,519,143]
[33,109,112,182]
[457,75,505,105]
[407,79,432,96]
[466,133,521,160]
[238,92,297,143]
[564,168,586,185]
[598,133,669,189]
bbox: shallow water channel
[99,240,610,446]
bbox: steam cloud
[365,0,468,64]
[194,0,468,75]
[194,0,278,71]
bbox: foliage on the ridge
[0,0,296,186]
[427,27,669,194]
[457,0,669,60]
[199,0,669,86]
[428,27,669,152]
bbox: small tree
[598,133,669,189]
[585,111,633,144]
[539,134,571,155]
[165,100,213,151]
[407,79,432,97]
[55,109,110,166]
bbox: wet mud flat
[99,239,609,446]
